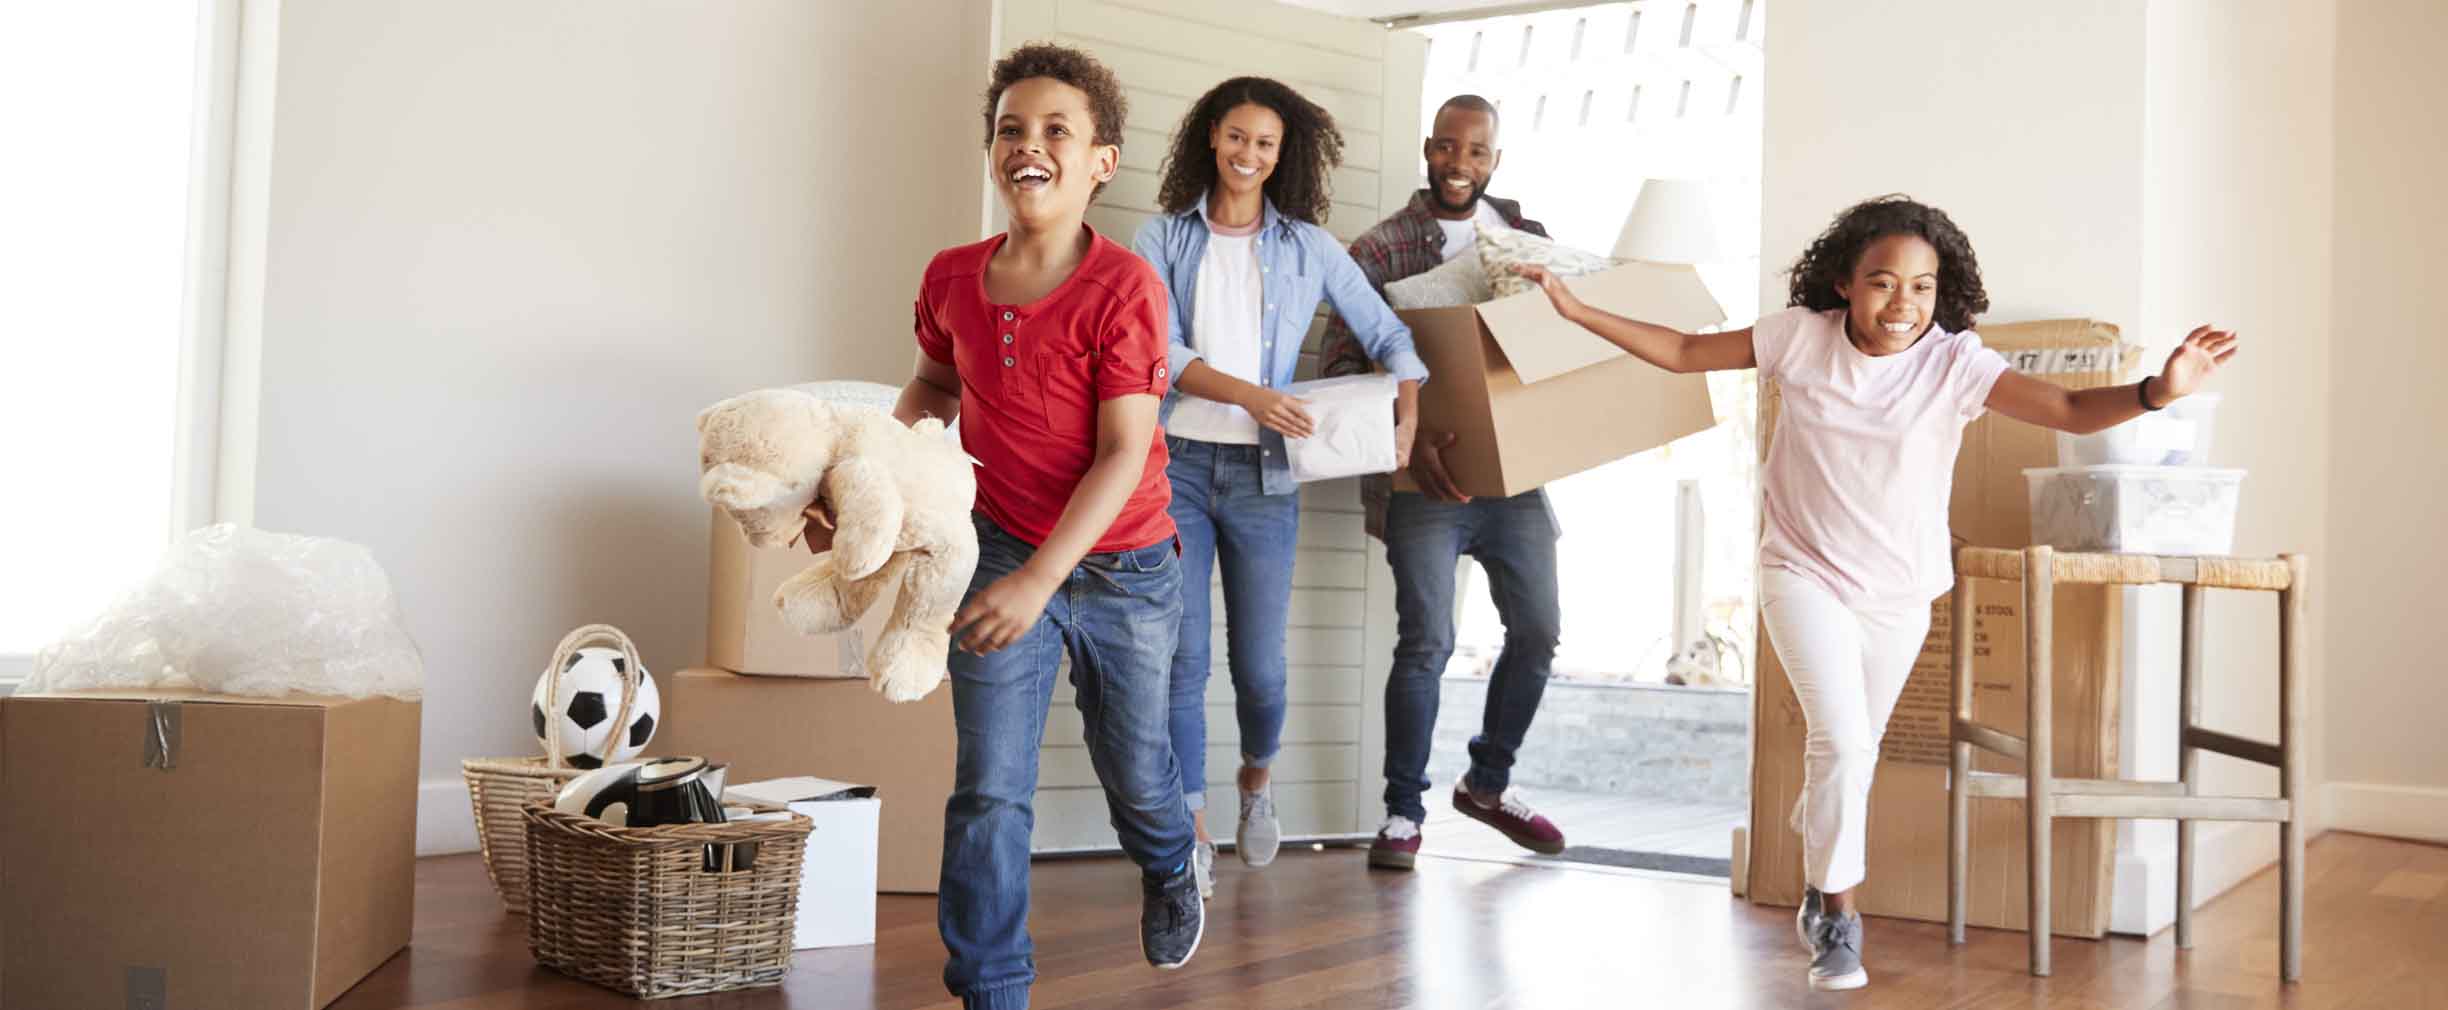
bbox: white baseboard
[2326,781,2448,844]
[418,775,480,856]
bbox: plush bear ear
[700,462,801,510]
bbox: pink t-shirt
[1754,307,2011,608]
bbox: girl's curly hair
[1786,195,1990,333]
[1155,77,1344,225]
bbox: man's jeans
[1379,489,1562,822]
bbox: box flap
[727,776,878,803]
[1477,260,1727,386]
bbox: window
[1727,74,1745,115]
[0,1,229,679]
[1678,2,1698,47]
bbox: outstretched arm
[1988,325,2238,434]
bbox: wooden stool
[1944,546,2307,980]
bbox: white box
[725,776,882,950]
[2024,465,2245,555]
[2056,392,2222,467]
[1283,374,1399,483]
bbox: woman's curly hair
[1786,195,1990,333]
[1155,77,1344,225]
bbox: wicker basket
[462,624,653,914]
[522,802,813,999]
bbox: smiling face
[1834,232,1942,352]
[1208,101,1283,203]
[988,76,1118,227]
[1423,103,1499,219]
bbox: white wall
[2325,0,2448,842]
[233,1,995,851]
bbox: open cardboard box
[1391,260,1725,498]
[2,689,420,1010]
[1745,318,2142,938]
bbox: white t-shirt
[1167,231,1266,444]
[1434,200,1510,262]
[1753,307,2012,608]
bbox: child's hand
[2157,325,2240,402]
[795,501,837,555]
[1241,388,1318,439]
[1514,264,1586,318]
[951,568,1059,654]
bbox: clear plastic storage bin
[2023,464,2245,555]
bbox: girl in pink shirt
[1517,195,2238,992]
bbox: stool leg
[1949,571,1975,945]
[2279,554,2308,982]
[2176,583,2204,950]
[2025,546,2055,977]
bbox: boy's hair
[982,43,1128,197]
[1786,194,1991,334]
[1155,77,1345,225]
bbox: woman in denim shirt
[1130,76,1428,899]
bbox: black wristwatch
[2138,376,2166,411]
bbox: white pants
[1759,566,1932,893]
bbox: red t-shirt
[914,229,1175,553]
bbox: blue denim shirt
[1130,195,1430,495]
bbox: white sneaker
[1238,783,1282,868]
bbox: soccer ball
[531,647,660,768]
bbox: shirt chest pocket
[1031,341,1099,432]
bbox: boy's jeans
[939,514,1195,1010]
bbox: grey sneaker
[1141,863,1205,970]
[1807,911,1868,991]
[1796,886,1826,953]
[1237,784,1281,867]
[1193,839,1216,899]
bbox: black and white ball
[530,647,660,768]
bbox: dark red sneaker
[1367,816,1422,870]
[1451,783,1566,855]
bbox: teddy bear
[695,387,977,701]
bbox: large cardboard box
[2,690,420,1010]
[1392,261,1725,498]
[707,508,894,677]
[1745,319,2140,938]
[650,668,951,893]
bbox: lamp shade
[1613,178,1734,265]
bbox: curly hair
[981,43,1127,196]
[1154,77,1345,225]
[1785,194,1990,334]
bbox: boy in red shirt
[891,43,1200,1010]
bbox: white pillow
[1383,247,1494,309]
[1477,225,1615,298]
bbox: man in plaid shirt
[1318,95,1570,871]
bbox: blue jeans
[938,515,1195,1010]
[1380,489,1562,822]
[1163,437,1299,812]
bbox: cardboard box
[707,508,895,677]
[2,690,420,1010]
[1745,319,2141,938]
[725,777,882,949]
[1391,261,1725,498]
[650,668,951,892]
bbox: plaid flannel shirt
[1318,189,1548,538]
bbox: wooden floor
[335,832,2448,1009]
